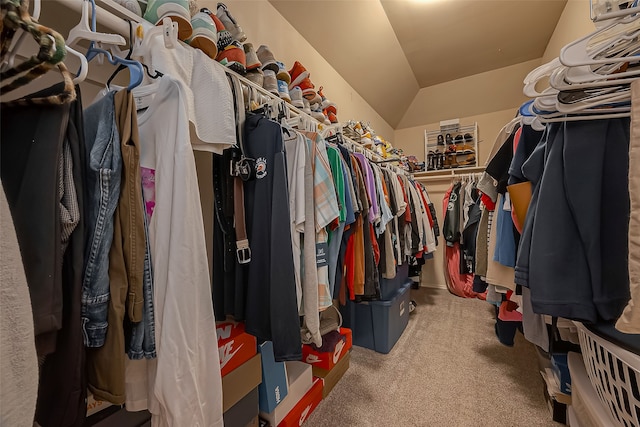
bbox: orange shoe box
[301,328,352,371]
[217,321,258,377]
[277,377,323,427]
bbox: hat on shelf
[143,0,193,41]
[185,12,219,59]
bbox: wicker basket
[575,322,640,427]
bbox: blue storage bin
[379,264,410,301]
[348,282,411,354]
[551,353,571,394]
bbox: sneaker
[245,68,264,87]
[276,61,290,84]
[290,86,304,109]
[310,103,325,122]
[216,3,246,42]
[437,134,444,146]
[318,87,337,115]
[294,76,316,100]
[143,0,193,41]
[277,79,291,102]
[326,110,338,124]
[186,12,218,59]
[455,144,475,155]
[256,45,278,73]
[288,61,310,89]
[302,98,311,115]
[201,8,233,50]
[445,133,452,145]
[216,41,246,74]
[113,0,142,16]
[243,43,261,71]
[464,133,474,143]
[262,69,278,96]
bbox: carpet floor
[304,287,561,427]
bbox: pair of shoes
[437,134,445,146]
[290,86,304,109]
[455,144,475,155]
[216,41,246,74]
[289,61,321,103]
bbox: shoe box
[301,327,352,371]
[260,377,323,427]
[259,361,314,426]
[258,340,289,413]
[223,353,263,412]
[217,320,258,377]
[313,351,350,399]
[224,386,260,427]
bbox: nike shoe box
[301,327,352,371]
[258,341,289,413]
[217,321,258,377]
[277,377,323,427]
[313,351,350,398]
[259,361,313,426]
[223,353,263,412]
[224,387,259,427]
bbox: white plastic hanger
[66,0,126,48]
[559,12,640,67]
[522,58,561,98]
[65,45,88,84]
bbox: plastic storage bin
[567,352,617,427]
[347,282,411,354]
[380,264,410,301]
[575,322,640,427]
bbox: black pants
[243,113,301,361]
[2,83,87,426]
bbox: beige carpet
[304,288,561,427]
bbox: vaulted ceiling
[269,0,567,128]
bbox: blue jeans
[128,195,157,359]
[82,92,122,348]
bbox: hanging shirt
[354,153,379,224]
[136,29,235,153]
[125,76,223,427]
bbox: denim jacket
[82,92,122,347]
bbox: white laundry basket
[575,322,640,427]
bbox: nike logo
[305,354,321,364]
[333,338,346,364]
[299,404,312,426]
[219,340,243,369]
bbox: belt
[233,176,250,264]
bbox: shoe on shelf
[293,76,316,101]
[455,144,475,155]
[277,79,291,102]
[427,151,435,170]
[276,61,291,84]
[245,68,264,87]
[454,135,464,144]
[256,45,278,73]
[144,0,193,41]
[113,0,142,16]
[437,134,444,146]
[288,61,310,88]
[445,133,452,145]
[457,155,476,167]
[290,86,304,109]
[464,133,474,143]
[262,69,278,96]
[243,43,261,71]
[302,98,312,115]
[318,86,337,115]
[326,110,338,124]
[216,40,246,74]
[216,3,246,42]
[186,12,218,59]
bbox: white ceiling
[269,0,567,128]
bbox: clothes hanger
[66,45,88,84]
[66,0,126,48]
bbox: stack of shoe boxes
[302,328,352,399]
[218,321,261,427]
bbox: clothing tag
[503,193,511,211]
[134,93,153,111]
[316,242,328,267]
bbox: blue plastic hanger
[84,0,143,90]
